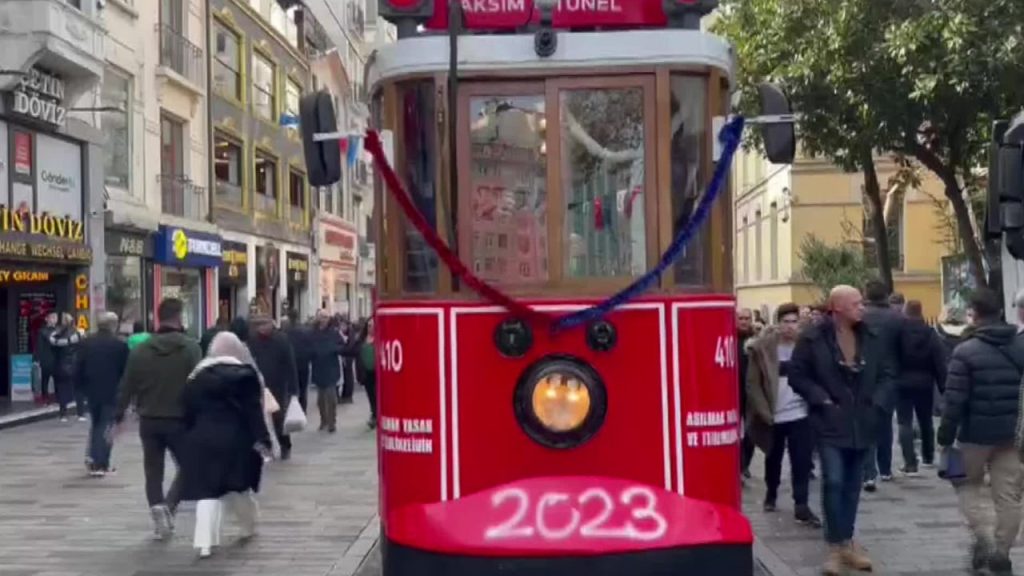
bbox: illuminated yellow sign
[0,206,84,242]
[172,229,188,260]
[75,273,89,331]
[0,270,50,283]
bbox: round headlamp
[514,357,607,449]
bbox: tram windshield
[377,70,727,299]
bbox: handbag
[283,395,307,433]
[263,387,280,415]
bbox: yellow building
[733,150,950,320]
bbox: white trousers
[193,491,259,550]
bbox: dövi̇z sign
[485,485,668,542]
[0,205,84,242]
[10,68,66,129]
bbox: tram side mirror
[757,82,796,165]
[299,90,343,187]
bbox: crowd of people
[31,299,376,559]
[738,281,1024,576]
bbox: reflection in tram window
[468,95,548,286]
[560,88,646,278]
[400,82,439,292]
[670,75,708,286]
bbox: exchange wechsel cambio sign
[154,225,223,268]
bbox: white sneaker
[198,547,212,559]
[60,417,69,423]
[77,416,87,422]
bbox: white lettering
[714,335,737,368]
[381,435,434,454]
[461,0,526,12]
[187,238,222,257]
[381,340,403,373]
[485,486,668,542]
[558,0,622,11]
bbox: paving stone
[0,389,378,575]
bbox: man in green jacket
[126,320,151,350]
[115,298,202,541]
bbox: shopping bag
[283,395,307,433]
[263,387,280,415]
[938,446,967,485]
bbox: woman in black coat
[179,331,273,559]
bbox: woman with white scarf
[178,331,279,558]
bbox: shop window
[669,75,709,286]
[102,68,132,191]
[214,133,243,207]
[106,256,144,335]
[213,21,242,102]
[561,86,646,278]
[254,149,279,215]
[252,52,276,121]
[467,93,548,286]
[400,81,439,293]
[285,79,301,119]
[288,169,306,225]
[160,267,202,339]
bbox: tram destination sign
[398,0,719,31]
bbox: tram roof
[368,30,734,88]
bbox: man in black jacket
[75,312,130,476]
[249,316,299,460]
[896,300,947,474]
[938,288,1024,575]
[34,312,57,405]
[861,279,903,491]
[282,310,313,413]
[789,285,896,576]
[737,308,756,479]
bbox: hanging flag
[593,197,605,231]
[624,187,642,218]
[347,135,362,167]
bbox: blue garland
[553,115,746,332]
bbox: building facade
[733,150,950,320]
[0,0,106,402]
[102,0,220,339]
[207,0,316,321]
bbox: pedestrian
[745,302,821,527]
[938,288,1024,575]
[789,284,895,576]
[50,313,85,422]
[127,320,151,351]
[861,279,904,492]
[248,315,298,461]
[282,310,313,414]
[179,331,275,559]
[200,316,230,356]
[339,317,356,405]
[230,316,250,344]
[115,297,203,540]
[357,317,377,430]
[34,311,58,406]
[75,312,130,476]
[310,310,363,433]
[737,307,757,480]
[895,300,947,475]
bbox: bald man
[788,285,896,576]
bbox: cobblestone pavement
[0,389,378,576]
[745,428,1023,576]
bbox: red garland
[363,130,550,326]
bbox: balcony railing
[159,173,207,220]
[156,24,204,87]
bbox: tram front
[299,1,795,575]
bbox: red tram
[300,1,795,574]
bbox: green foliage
[798,235,871,300]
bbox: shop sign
[286,251,309,286]
[36,133,82,222]
[105,229,153,258]
[154,226,223,268]
[0,269,51,283]
[10,68,67,129]
[0,205,84,242]
[221,241,248,284]
[75,273,89,331]
[321,224,356,264]
[13,131,30,175]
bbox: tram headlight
[514,357,607,449]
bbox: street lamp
[534,0,558,58]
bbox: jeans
[54,375,75,417]
[296,367,310,414]
[764,418,813,506]
[363,371,377,418]
[341,359,355,401]
[87,402,115,470]
[896,388,935,467]
[39,366,53,399]
[317,386,337,430]
[819,444,868,544]
[741,433,756,473]
[863,408,894,480]
[139,417,185,510]
[957,443,1024,555]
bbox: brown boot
[840,541,873,571]
[822,545,844,576]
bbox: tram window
[560,88,646,278]
[669,75,709,286]
[467,95,549,286]
[399,82,440,293]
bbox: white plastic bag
[283,395,307,433]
